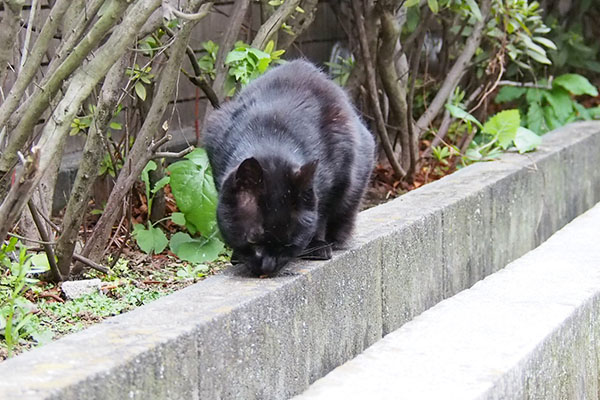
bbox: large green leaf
[543,87,573,122]
[482,109,520,149]
[495,86,526,103]
[167,148,218,236]
[553,74,598,96]
[132,223,168,255]
[526,102,545,134]
[514,127,542,153]
[169,232,224,263]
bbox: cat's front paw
[300,240,332,260]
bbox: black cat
[203,60,375,276]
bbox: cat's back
[204,60,374,186]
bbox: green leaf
[132,224,168,255]
[141,160,157,200]
[184,147,209,167]
[225,49,248,64]
[514,127,541,153]
[573,102,591,121]
[482,109,520,149]
[264,40,274,54]
[135,82,147,101]
[526,102,545,134]
[543,87,573,122]
[170,212,186,226]
[427,0,438,13]
[525,88,543,104]
[532,36,557,50]
[404,0,419,6]
[553,74,599,96]
[464,0,482,21]
[445,104,482,129]
[109,122,122,130]
[542,105,561,131]
[167,155,219,236]
[526,49,552,65]
[169,232,224,263]
[151,176,170,194]
[495,86,526,103]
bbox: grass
[0,252,229,361]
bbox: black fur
[204,60,375,276]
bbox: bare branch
[27,200,62,282]
[0,0,131,189]
[0,0,23,86]
[278,0,319,51]
[54,55,129,279]
[414,0,491,137]
[154,146,195,159]
[352,0,406,179]
[0,0,163,243]
[251,0,301,50]
[211,0,251,103]
[0,0,71,132]
[80,10,206,264]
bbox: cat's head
[217,157,319,276]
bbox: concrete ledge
[295,201,600,400]
[1,121,600,399]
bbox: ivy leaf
[514,127,542,153]
[132,223,168,255]
[482,109,520,149]
[169,232,224,263]
[553,74,599,96]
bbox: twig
[162,1,213,21]
[29,201,61,233]
[38,292,65,303]
[352,0,406,179]
[28,200,62,282]
[72,253,109,274]
[497,80,552,89]
[164,25,220,108]
[153,146,194,159]
[7,232,55,245]
[251,0,301,49]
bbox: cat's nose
[260,256,279,275]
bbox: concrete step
[295,201,600,400]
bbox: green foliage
[133,148,224,264]
[224,40,285,96]
[446,103,541,164]
[544,16,600,75]
[131,160,170,255]
[487,0,556,74]
[166,148,224,263]
[197,40,219,79]
[324,56,355,87]
[0,239,52,358]
[495,73,600,134]
[125,64,154,101]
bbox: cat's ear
[235,157,263,190]
[294,160,318,190]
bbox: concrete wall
[0,121,599,399]
[295,202,600,400]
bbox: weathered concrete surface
[295,201,600,400]
[0,121,599,399]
